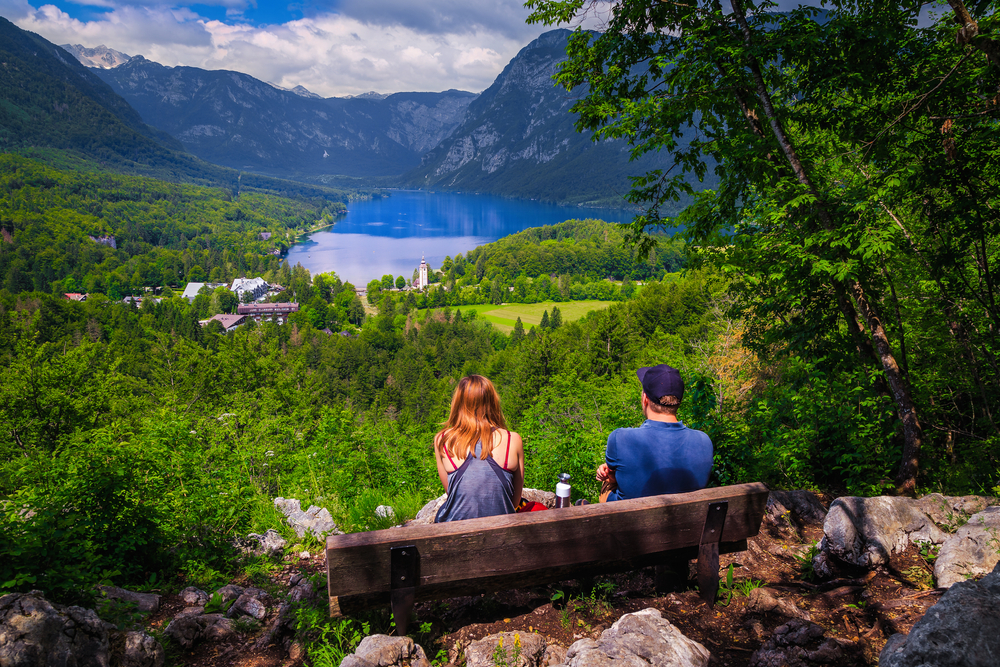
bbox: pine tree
[511,317,525,344]
[550,306,562,329]
[540,310,550,329]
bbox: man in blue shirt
[596,364,713,502]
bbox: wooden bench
[326,482,768,634]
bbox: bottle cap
[558,473,571,483]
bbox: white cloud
[0,0,559,96]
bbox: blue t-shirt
[605,420,713,501]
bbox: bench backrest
[326,482,768,605]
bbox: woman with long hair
[433,375,524,522]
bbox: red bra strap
[503,430,511,469]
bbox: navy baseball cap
[637,364,684,402]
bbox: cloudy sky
[0,1,940,98]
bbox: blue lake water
[283,190,637,286]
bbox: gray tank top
[435,440,515,523]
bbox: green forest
[0,3,998,651]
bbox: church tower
[418,255,428,289]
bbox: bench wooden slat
[326,483,767,601]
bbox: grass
[441,300,615,333]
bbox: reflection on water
[284,190,636,286]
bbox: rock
[288,578,315,604]
[561,608,709,667]
[769,490,827,525]
[934,506,1000,588]
[0,591,115,667]
[289,640,306,661]
[407,488,557,526]
[465,632,547,667]
[164,613,233,649]
[179,586,209,606]
[237,528,288,557]
[880,561,1000,666]
[746,588,811,621]
[274,497,340,538]
[915,493,995,527]
[542,645,568,667]
[175,606,204,618]
[749,619,851,667]
[214,584,245,603]
[339,634,430,667]
[228,593,267,620]
[96,586,161,613]
[375,505,395,519]
[119,630,166,667]
[814,496,949,574]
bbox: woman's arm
[508,430,525,508]
[433,433,450,491]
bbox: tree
[512,317,525,344]
[525,0,1000,495]
[395,276,406,290]
[381,274,394,291]
[550,306,563,330]
[540,310,550,329]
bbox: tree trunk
[729,0,924,494]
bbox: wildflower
[265,450,275,457]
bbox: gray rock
[288,578,315,603]
[119,630,165,667]
[542,645,568,667]
[339,634,430,667]
[465,632,547,667]
[769,491,827,525]
[179,587,209,606]
[164,613,232,649]
[96,586,161,613]
[746,588,811,621]
[880,561,1000,667]
[562,608,709,667]
[214,584,244,603]
[934,506,1000,588]
[375,505,395,519]
[228,593,267,620]
[814,496,948,575]
[749,619,850,667]
[274,497,340,538]
[174,606,204,618]
[0,591,115,667]
[915,493,995,527]
[238,529,288,557]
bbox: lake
[283,190,638,286]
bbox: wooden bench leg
[697,502,728,605]
[390,545,418,636]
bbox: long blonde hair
[437,375,507,461]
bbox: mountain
[0,17,359,202]
[93,58,477,178]
[60,43,132,69]
[402,29,705,207]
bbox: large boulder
[558,608,709,667]
[118,630,165,667]
[235,529,287,557]
[934,506,1000,588]
[274,498,340,538]
[339,634,430,667]
[465,632,548,667]
[880,561,1000,667]
[813,496,948,577]
[0,591,115,667]
[163,613,233,649]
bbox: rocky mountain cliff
[402,30,703,207]
[60,43,132,69]
[93,58,477,178]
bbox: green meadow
[443,300,615,333]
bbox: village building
[416,255,429,289]
[200,313,247,333]
[237,302,299,324]
[63,293,87,302]
[231,277,269,302]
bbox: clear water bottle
[555,473,572,508]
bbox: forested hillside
[0,155,347,296]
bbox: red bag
[515,499,548,513]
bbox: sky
[0,1,942,98]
